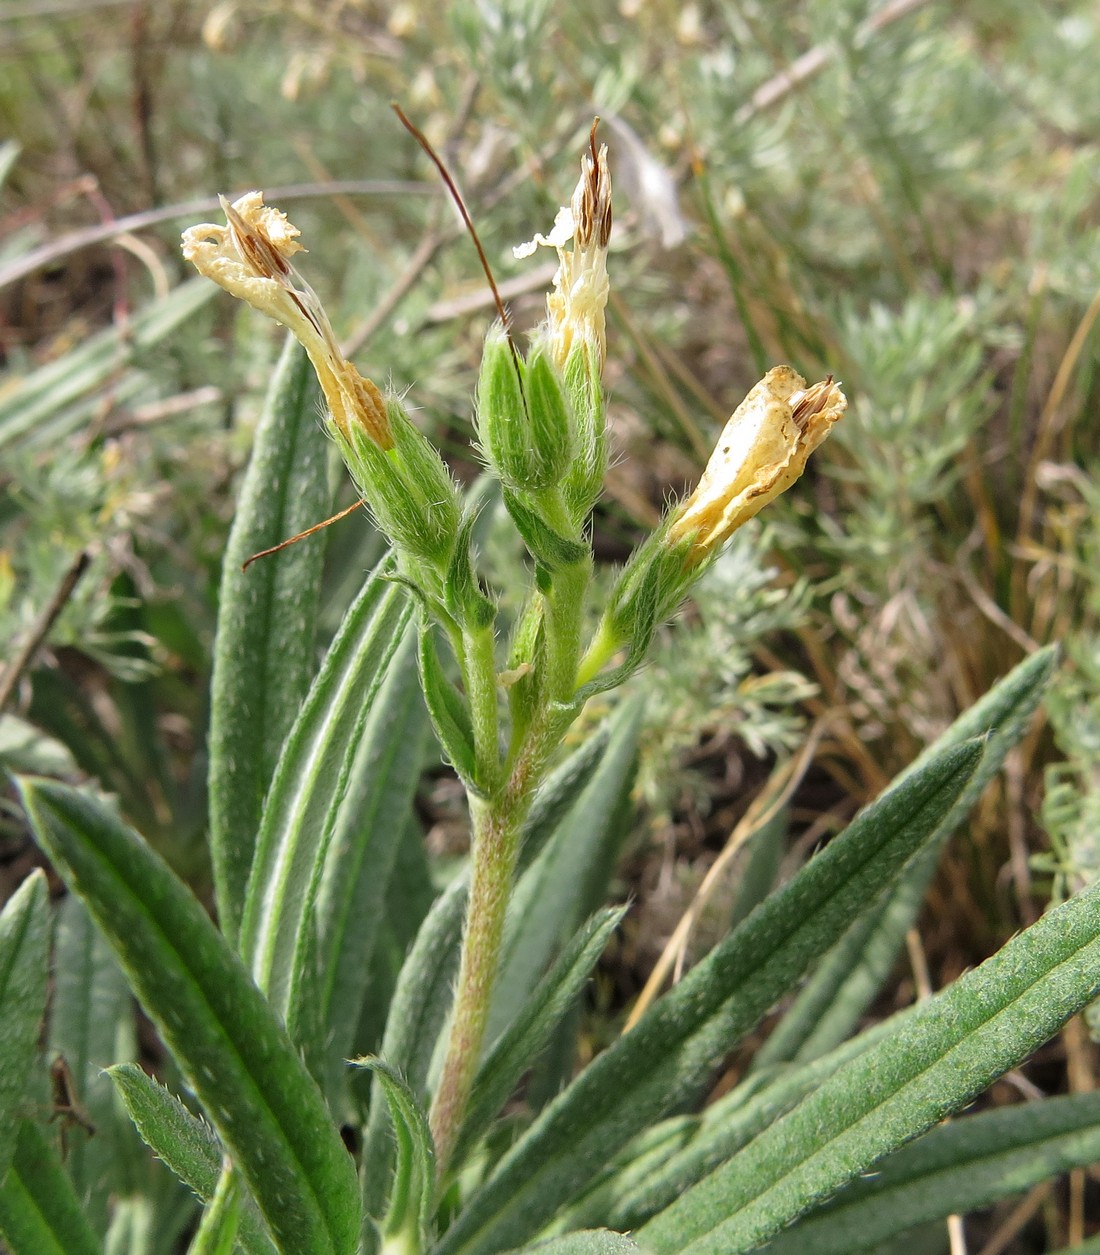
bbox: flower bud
[182,192,391,448]
[668,366,846,564]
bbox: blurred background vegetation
[2,0,1100,1246]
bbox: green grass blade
[237,560,411,1025]
[208,336,331,944]
[752,645,1059,1071]
[0,871,50,1184]
[0,1119,103,1255]
[455,906,628,1165]
[300,624,428,1087]
[435,740,983,1255]
[638,878,1100,1255]
[20,778,359,1255]
[107,1063,276,1255]
[762,1090,1100,1254]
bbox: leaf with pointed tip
[107,1064,275,1255]
[207,336,332,944]
[638,877,1100,1255]
[762,1089,1100,1254]
[19,778,358,1255]
[503,1233,639,1255]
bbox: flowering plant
[5,131,1098,1255]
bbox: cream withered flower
[515,133,612,370]
[669,366,846,563]
[181,192,391,448]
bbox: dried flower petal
[669,366,846,562]
[182,192,391,448]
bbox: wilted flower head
[515,129,612,371]
[181,192,391,448]
[669,366,846,563]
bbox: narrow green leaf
[0,871,50,1185]
[48,894,142,1227]
[417,624,479,787]
[299,624,428,1091]
[501,489,588,570]
[238,560,411,1024]
[518,722,613,873]
[762,1090,1100,1254]
[503,1233,639,1255]
[185,1164,241,1255]
[360,877,467,1228]
[456,907,628,1164]
[752,645,1059,1071]
[434,740,983,1255]
[208,336,331,944]
[20,779,358,1255]
[639,878,1100,1255]
[108,1064,275,1255]
[489,696,643,1044]
[0,1119,102,1255]
[355,1061,436,1247]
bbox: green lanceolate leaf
[503,1233,638,1255]
[107,1064,276,1255]
[356,1061,436,1250]
[446,509,496,630]
[500,489,588,572]
[454,906,628,1166]
[238,560,411,1025]
[0,1119,102,1255]
[208,335,331,944]
[638,877,1100,1255]
[752,645,1060,1072]
[434,740,983,1255]
[20,779,359,1255]
[417,624,478,789]
[300,624,428,1091]
[762,1089,1100,1254]
[0,871,49,1185]
[360,877,467,1233]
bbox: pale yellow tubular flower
[181,192,392,448]
[668,366,846,563]
[514,133,612,370]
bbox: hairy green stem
[429,773,532,1173]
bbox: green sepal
[446,508,496,631]
[353,1060,436,1251]
[524,347,574,487]
[0,872,50,1186]
[336,401,461,570]
[501,489,588,572]
[560,341,607,523]
[417,625,479,789]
